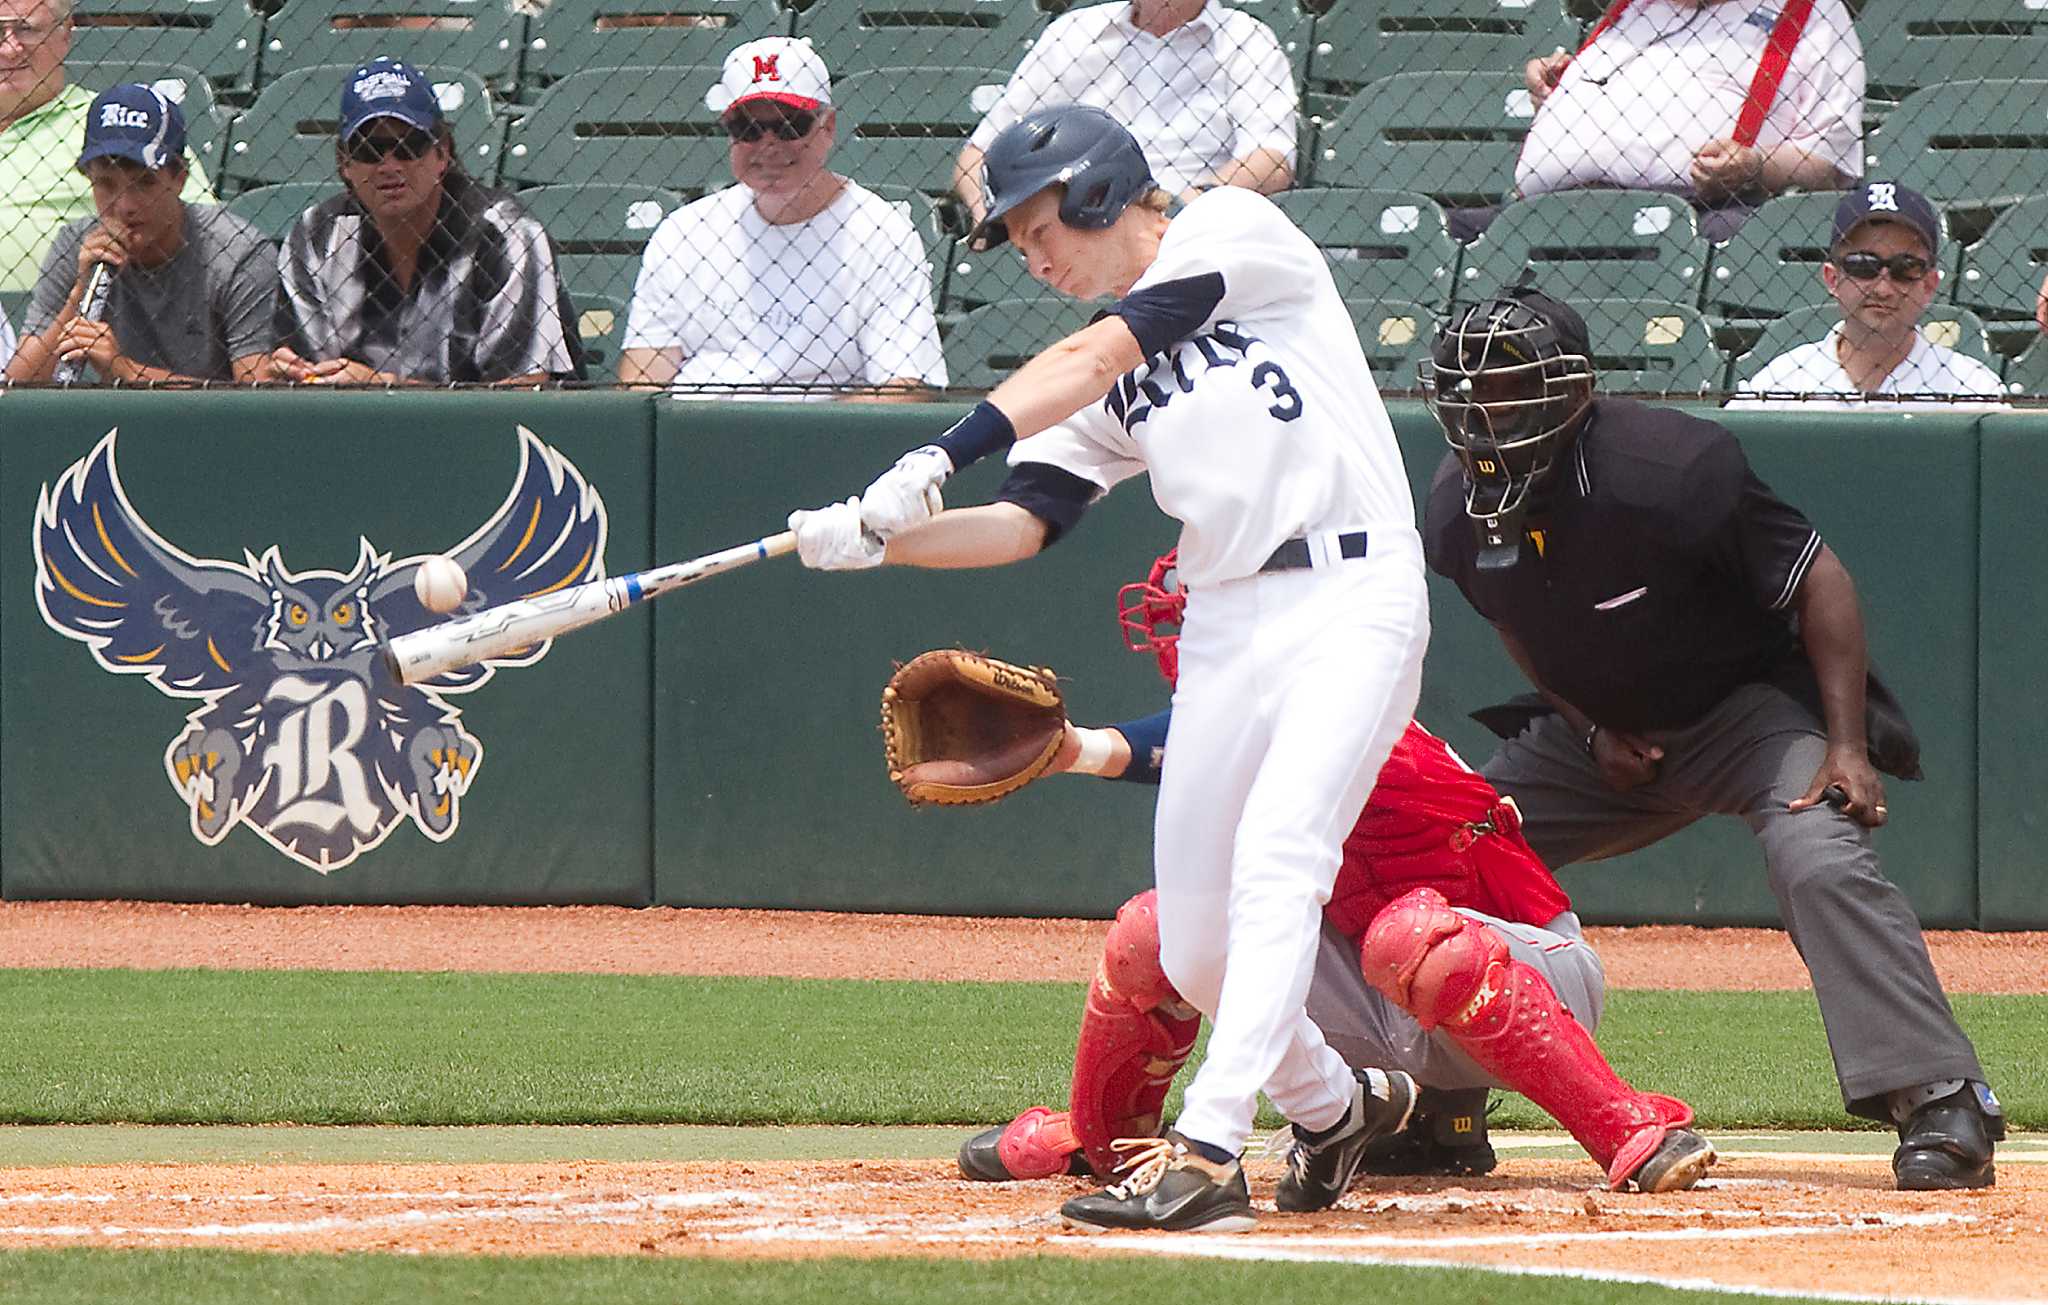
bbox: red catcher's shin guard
[1068,891,1202,1176]
[1361,887,1694,1189]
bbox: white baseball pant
[1153,527,1430,1153]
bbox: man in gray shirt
[269,58,583,386]
[6,83,276,384]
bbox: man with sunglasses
[1420,284,2005,1192]
[1735,183,2005,410]
[7,83,277,384]
[271,58,583,386]
[618,37,945,398]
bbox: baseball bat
[382,529,797,685]
[53,261,111,386]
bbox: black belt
[1259,531,1369,573]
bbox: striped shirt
[277,172,584,383]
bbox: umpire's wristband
[933,401,1017,472]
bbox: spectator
[619,37,946,399]
[954,1,1296,223]
[271,58,584,386]
[6,85,276,384]
[1734,183,2005,410]
[1491,0,1862,243]
[0,297,16,370]
[2033,266,2048,338]
[1,0,212,295]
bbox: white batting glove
[788,498,886,571]
[859,444,951,540]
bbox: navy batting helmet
[967,104,1154,252]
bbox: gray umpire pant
[1477,682,1985,1122]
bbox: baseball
[413,554,468,616]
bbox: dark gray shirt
[27,204,279,381]
[276,173,583,383]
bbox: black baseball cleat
[1274,1067,1419,1213]
[957,1109,1094,1183]
[1895,1085,2003,1190]
[1623,1128,1718,1193]
[1357,1086,1498,1178]
[1059,1130,1256,1233]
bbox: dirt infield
[0,1150,2041,1298]
[2,901,2042,1297]
[3,900,2044,992]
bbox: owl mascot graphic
[33,427,607,873]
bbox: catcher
[882,550,1718,1200]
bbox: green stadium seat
[68,62,226,184]
[862,182,952,292]
[1953,192,2048,336]
[1343,296,1435,393]
[222,181,340,242]
[940,240,1038,316]
[257,1,526,97]
[1857,2,2048,106]
[1703,191,1862,320]
[69,0,261,94]
[1730,302,1999,387]
[1864,80,2048,219]
[568,291,629,380]
[1303,1,1581,98]
[498,64,729,193]
[832,65,1010,199]
[217,64,498,194]
[1271,188,1459,312]
[794,0,1047,76]
[943,296,1098,389]
[1309,71,1533,203]
[1999,332,2048,398]
[1457,189,1708,307]
[520,0,790,101]
[1577,298,1728,395]
[517,182,684,305]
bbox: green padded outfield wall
[0,391,656,904]
[1976,415,2044,930]
[0,392,2035,924]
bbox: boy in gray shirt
[7,84,276,384]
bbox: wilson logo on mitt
[880,649,1068,806]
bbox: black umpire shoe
[1274,1067,1419,1213]
[1357,1086,1499,1178]
[1895,1085,2004,1190]
[1059,1130,1256,1233]
[1623,1128,1718,1193]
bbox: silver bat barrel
[54,261,112,386]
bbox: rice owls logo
[1867,183,1899,212]
[33,427,606,873]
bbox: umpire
[1417,286,2003,1191]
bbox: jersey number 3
[1251,361,1303,422]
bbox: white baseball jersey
[1008,187,1412,587]
[622,179,946,398]
[0,297,16,371]
[1733,323,2008,411]
[1518,0,1863,198]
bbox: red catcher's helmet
[1116,548,1185,686]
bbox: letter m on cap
[752,54,780,83]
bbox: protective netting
[1,0,2045,402]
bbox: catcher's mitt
[881,649,1067,806]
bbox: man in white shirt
[953,1,1296,224]
[619,37,946,399]
[0,298,16,369]
[1502,0,1863,242]
[1735,183,2007,410]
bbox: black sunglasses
[724,110,816,143]
[345,130,437,164]
[1832,251,1933,283]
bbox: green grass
[0,1250,1875,1305]
[0,970,2039,1131]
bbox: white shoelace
[1101,1135,1179,1199]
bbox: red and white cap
[706,37,832,115]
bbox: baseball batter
[788,104,1429,1231]
[950,550,1717,1199]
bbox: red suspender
[1566,1,1820,149]
[1733,0,1817,146]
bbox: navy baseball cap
[78,83,187,172]
[338,57,443,141]
[1832,181,1941,257]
